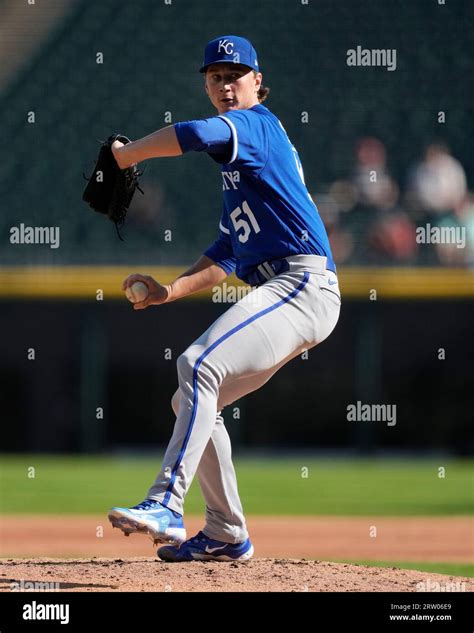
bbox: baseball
[125,281,149,304]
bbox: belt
[247,255,337,287]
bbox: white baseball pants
[147,255,341,543]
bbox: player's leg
[147,268,340,517]
[156,269,339,560]
[196,412,247,542]
[191,344,308,543]
[166,357,289,545]
[170,388,248,543]
[152,353,304,558]
[107,335,303,547]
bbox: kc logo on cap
[218,39,234,55]
[200,35,260,73]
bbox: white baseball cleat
[108,499,186,546]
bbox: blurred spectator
[353,137,393,208]
[367,209,418,264]
[408,143,467,214]
[352,138,418,264]
[406,144,468,265]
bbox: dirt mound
[1,558,472,593]
[1,515,472,562]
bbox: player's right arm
[123,255,228,311]
[124,215,236,310]
[167,255,228,302]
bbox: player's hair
[254,71,270,103]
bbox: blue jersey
[175,104,335,284]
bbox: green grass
[0,455,472,515]
[333,560,474,578]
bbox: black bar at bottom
[0,591,472,633]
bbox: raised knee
[177,349,220,392]
[176,350,195,376]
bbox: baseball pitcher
[107,35,341,562]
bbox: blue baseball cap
[199,35,259,73]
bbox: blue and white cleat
[157,531,254,562]
[108,499,186,546]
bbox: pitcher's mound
[1,558,472,592]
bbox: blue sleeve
[203,217,236,274]
[215,110,268,172]
[174,118,232,154]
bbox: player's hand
[122,274,171,310]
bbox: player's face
[205,64,262,113]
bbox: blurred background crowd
[0,0,471,267]
[316,138,473,266]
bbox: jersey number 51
[230,201,261,243]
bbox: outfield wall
[1,268,472,454]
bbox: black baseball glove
[82,133,143,240]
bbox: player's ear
[254,72,262,91]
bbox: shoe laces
[132,499,160,511]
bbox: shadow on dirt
[0,577,118,590]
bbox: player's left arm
[112,118,232,168]
[112,125,182,168]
